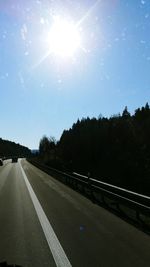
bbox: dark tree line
[0,138,31,158]
[38,103,150,195]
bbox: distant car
[12,157,18,163]
[0,159,3,166]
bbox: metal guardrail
[72,172,150,218]
[27,159,150,230]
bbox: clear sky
[0,0,150,149]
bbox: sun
[48,16,81,58]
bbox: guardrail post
[116,202,122,213]
[136,210,143,224]
[101,194,106,205]
[74,179,78,190]
[88,172,94,200]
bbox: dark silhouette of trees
[122,106,131,117]
[38,103,150,195]
[39,136,58,166]
[0,138,31,158]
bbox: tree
[39,136,50,155]
[38,103,150,195]
[122,106,130,117]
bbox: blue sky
[0,0,150,149]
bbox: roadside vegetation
[36,103,150,195]
[0,138,31,158]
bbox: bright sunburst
[48,16,81,58]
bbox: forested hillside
[0,138,31,158]
[38,103,150,195]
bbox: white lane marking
[19,160,72,267]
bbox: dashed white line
[19,159,72,267]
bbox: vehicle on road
[12,157,18,163]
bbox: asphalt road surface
[0,159,149,267]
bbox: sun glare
[48,17,81,58]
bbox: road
[0,159,149,267]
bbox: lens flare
[48,16,81,58]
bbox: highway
[0,159,149,267]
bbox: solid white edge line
[19,159,72,267]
